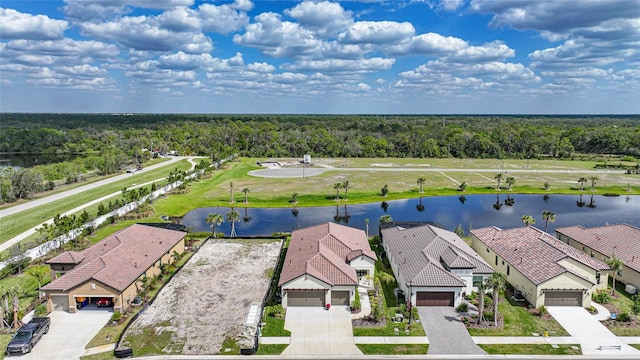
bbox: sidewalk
[83,343,116,356]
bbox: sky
[0,0,639,114]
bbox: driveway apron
[23,309,112,360]
[282,306,361,356]
[418,306,486,355]
[547,306,640,355]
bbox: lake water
[180,194,640,237]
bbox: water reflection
[180,194,640,237]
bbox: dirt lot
[125,238,282,355]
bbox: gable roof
[471,226,609,285]
[278,222,376,287]
[43,224,185,293]
[382,224,493,288]
[555,224,640,274]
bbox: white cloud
[357,82,371,91]
[0,8,68,40]
[285,1,353,38]
[63,0,195,21]
[281,57,395,72]
[339,21,415,44]
[197,2,251,33]
[382,32,467,56]
[247,62,275,73]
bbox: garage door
[416,292,454,306]
[51,295,69,311]
[331,291,350,306]
[544,291,582,306]
[287,291,325,307]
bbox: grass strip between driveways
[479,344,582,355]
[356,343,429,355]
[255,343,288,355]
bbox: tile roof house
[43,224,186,313]
[279,222,376,308]
[471,226,610,307]
[555,224,640,291]
[381,223,493,307]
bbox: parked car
[96,297,113,307]
[6,317,50,355]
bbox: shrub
[466,292,478,301]
[538,305,548,316]
[35,304,48,317]
[592,289,612,304]
[351,290,361,312]
[456,302,469,312]
[265,305,285,319]
[110,311,122,322]
[618,312,631,322]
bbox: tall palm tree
[476,280,487,325]
[417,177,426,193]
[25,265,49,299]
[342,181,350,201]
[364,218,369,238]
[607,254,624,295]
[589,176,599,191]
[226,209,240,237]
[487,273,507,327]
[578,177,587,191]
[505,176,515,191]
[542,210,556,232]
[242,188,249,203]
[205,213,223,237]
[521,215,535,226]
[229,182,235,203]
[494,173,503,190]
[334,182,342,201]
[379,214,393,224]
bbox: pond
[180,194,640,237]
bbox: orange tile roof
[43,224,185,293]
[279,222,376,287]
[556,224,640,273]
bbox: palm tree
[205,213,223,237]
[607,254,624,295]
[25,265,49,299]
[521,215,535,226]
[476,280,487,325]
[505,176,515,191]
[458,182,467,192]
[494,173,503,190]
[342,181,350,201]
[487,273,507,327]
[229,181,235,203]
[379,214,393,224]
[226,209,240,237]
[334,182,342,201]
[589,176,599,191]
[542,210,556,232]
[364,218,370,238]
[242,188,249,203]
[417,177,425,193]
[578,177,587,191]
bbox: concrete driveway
[282,306,361,356]
[21,309,112,360]
[547,306,640,355]
[418,307,486,355]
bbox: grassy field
[0,160,192,244]
[356,343,429,355]
[151,157,640,217]
[479,344,581,355]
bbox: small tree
[631,294,640,319]
[226,209,240,237]
[454,224,465,238]
[578,177,587,191]
[229,182,235,203]
[417,177,425,193]
[607,254,624,295]
[542,210,556,232]
[290,193,298,204]
[494,173,503,190]
[589,176,599,191]
[205,213,224,237]
[364,218,369,238]
[487,272,507,327]
[458,182,467,192]
[521,215,535,226]
[379,214,393,225]
[242,188,249,203]
[342,181,350,201]
[333,182,342,201]
[505,176,515,191]
[381,184,389,196]
[476,280,487,325]
[25,265,49,299]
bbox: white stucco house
[278,222,376,308]
[381,223,494,307]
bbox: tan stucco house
[43,224,186,313]
[382,223,493,307]
[471,226,610,307]
[279,222,376,308]
[556,224,640,292]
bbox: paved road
[418,306,487,355]
[0,156,188,219]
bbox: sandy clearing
[126,239,282,355]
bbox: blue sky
[1,0,639,114]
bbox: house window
[495,256,498,265]
[473,276,483,287]
[507,265,510,275]
[596,271,601,284]
[501,260,505,266]
[357,270,368,278]
[486,247,490,253]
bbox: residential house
[556,224,640,291]
[381,223,494,307]
[471,226,610,307]
[43,224,186,313]
[279,222,376,308]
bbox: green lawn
[479,344,581,355]
[261,315,291,337]
[356,343,428,355]
[0,333,12,360]
[255,343,288,355]
[600,280,640,336]
[467,297,568,336]
[0,159,192,244]
[80,353,115,360]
